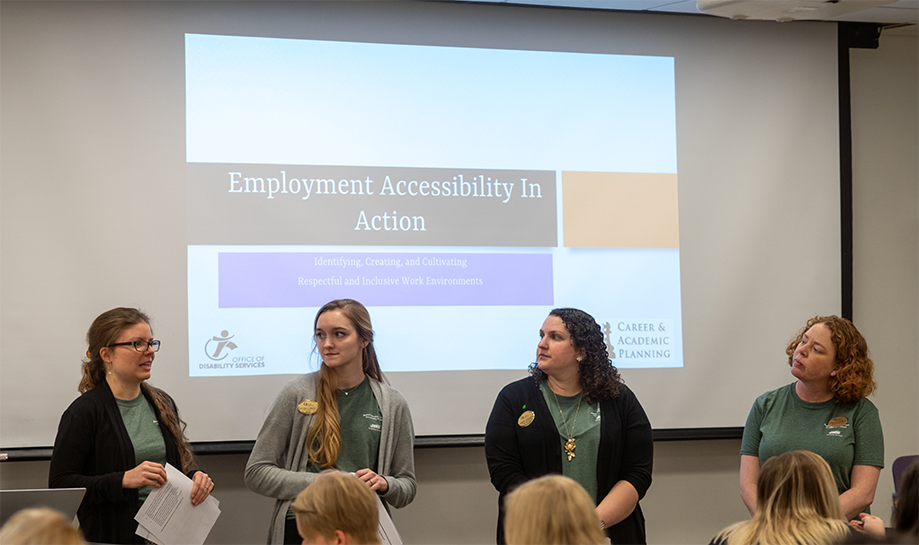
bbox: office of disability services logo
[200,330,267,371]
[205,330,237,361]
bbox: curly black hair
[529,307,622,405]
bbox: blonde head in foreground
[504,474,605,545]
[0,507,85,545]
[292,471,381,545]
[714,450,849,545]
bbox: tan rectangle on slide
[562,171,679,248]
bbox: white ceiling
[454,0,918,33]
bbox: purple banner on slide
[218,252,553,307]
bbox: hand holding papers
[135,463,220,545]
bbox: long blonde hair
[504,475,605,545]
[714,451,849,545]
[0,507,86,545]
[80,307,197,472]
[306,299,383,469]
[292,471,381,545]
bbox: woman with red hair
[740,315,884,521]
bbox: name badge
[298,400,318,415]
[517,410,535,427]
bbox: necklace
[340,380,363,397]
[552,390,582,461]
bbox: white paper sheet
[376,494,403,545]
[134,463,220,545]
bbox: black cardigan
[49,380,190,544]
[484,377,653,545]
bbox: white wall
[1,5,915,545]
[850,31,919,524]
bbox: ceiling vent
[696,0,896,22]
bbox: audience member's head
[894,461,918,537]
[0,507,85,545]
[503,474,605,545]
[714,450,850,545]
[758,450,845,520]
[292,471,381,545]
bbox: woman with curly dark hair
[740,315,884,521]
[485,308,653,545]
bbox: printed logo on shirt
[364,413,382,432]
[825,416,849,437]
[590,408,601,422]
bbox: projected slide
[186,34,682,376]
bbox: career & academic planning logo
[602,320,674,363]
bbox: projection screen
[0,1,840,450]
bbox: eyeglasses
[109,340,161,353]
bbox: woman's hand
[596,480,639,528]
[122,461,167,490]
[354,468,389,493]
[190,471,214,506]
[850,513,886,539]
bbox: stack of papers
[135,463,221,545]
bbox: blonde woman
[246,299,415,544]
[504,475,606,545]
[292,471,381,545]
[712,450,851,545]
[0,507,85,545]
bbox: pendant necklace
[552,390,582,461]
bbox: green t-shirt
[307,376,382,474]
[290,378,382,520]
[117,394,167,504]
[741,382,884,497]
[540,381,601,503]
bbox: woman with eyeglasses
[49,307,214,544]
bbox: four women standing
[46,305,888,544]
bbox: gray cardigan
[245,372,416,544]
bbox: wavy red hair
[786,315,875,403]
